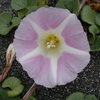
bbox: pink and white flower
[13,7,90,88]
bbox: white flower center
[38,33,63,57]
[47,40,56,48]
[45,34,60,49]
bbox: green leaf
[0,12,12,25]
[89,24,100,38]
[95,13,100,26]
[28,96,37,100]
[2,77,24,97]
[89,36,100,51]
[38,0,48,6]
[12,17,21,26]
[28,92,37,100]
[0,87,20,100]
[18,6,38,18]
[27,6,38,14]
[56,0,80,13]
[0,25,13,35]
[18,9,28,18]
[85,94,97,100]
[66,92,84,100]
[0,12,13,35]
[11,0,27,10]
[81,6,97,25]
[56,0,65,8]
[8,85,24,97]
[27,0,37,7]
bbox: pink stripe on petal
[61,14,90,51]
[13,39,37,60]
[27,7,70,30]
[15,7,71,41]
[62,14,83,37]
[21,55,57,88]
[21,55,43,79]
[15,18,38,40]
[58,51,90,74]
[57,54,77,85]
[63,32,90,51]
[35,56,57,88]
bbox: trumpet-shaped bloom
[13,7,90,88]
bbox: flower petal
[15,7,70,41]
[27,18,45,35]
[65,45,90,56]
[21,55,57,88]
[61,14,83,36]
[13,39,38,60]
[63,32,90,51]
[13,7,91,88]
[15,18,38,40]
[60,14,90,51]
[57,44,90,85]
[35,56,58,88]
[57,54,77,85]
[26,7,70,30]
[19,47,41,62]
[59,49,90,74]
[56,14,73,34]
[21,55,43,80]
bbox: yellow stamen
[45,34,60,50]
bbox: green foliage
[0,12,13,35]
[56,0,80,13]
[17,6,38,19]
[38,0,48,6]
[85,95,97,100]
[26,6,38,15]
[18,8,28,18]
[12,17,21,26]
[0,12,22,35]
[81,6,97,25]
[18,1,48,17]
[28,91,37,100]
[89,25,100,38]
[0,12,12,25]
[11,0,48,16]
[0,25,13,35]
[95,13,100,26]
[0,87,20,100]
[28,96,37,100]
[66,92,97,100]
[89,36,100,51]
[81,5,100,51]
[27,0,38,7]
[11,0,27,10]
[66,92,84,100]
[2,77,24,97]
[0,0,48,35]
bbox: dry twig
[0,44,16,82]
[22,83,37,100]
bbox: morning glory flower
[13,7,90,88]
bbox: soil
[0,0,100,100]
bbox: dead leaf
[0,44,16,82]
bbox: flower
[13,7,90,88]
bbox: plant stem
[77,0,87,16]
[22,83,37,100]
